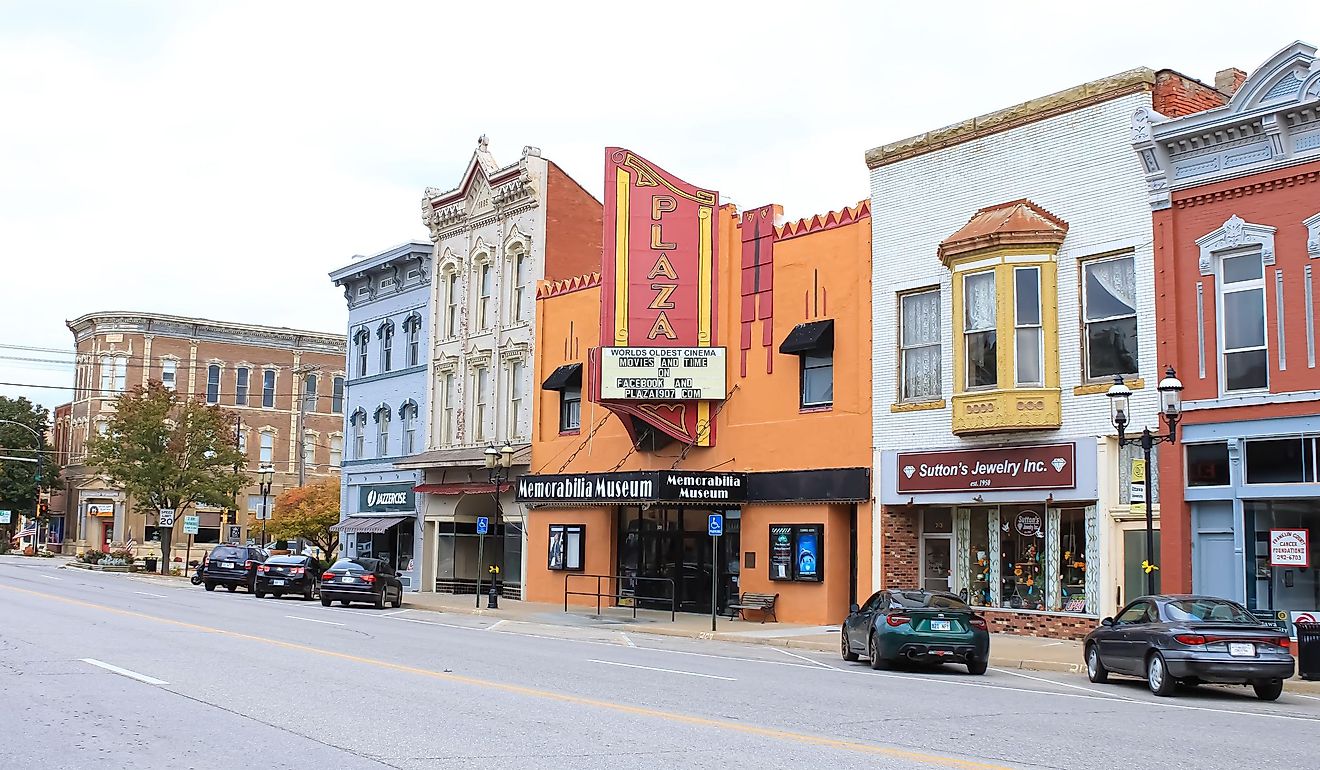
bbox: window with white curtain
[259,431,274,464]
[1219,251,1268,392]
[963,271,997,389]
[302,431,315,466]
[161,359,177,390]
[900,288,941,401]
[1082,255,1139,380]
[329,435,343,468]
[1014,267,1043,386]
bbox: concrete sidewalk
[400,591,1320,694]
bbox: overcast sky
[2,0,1316,411]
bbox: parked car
[200,545,268,593]
[254,554,322,600]
[841,589,990,674]
[1084,594,1294,700]
[319,557,403,609]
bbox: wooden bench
[727,592,779,623]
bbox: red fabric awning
[413,482,510,495]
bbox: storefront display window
[769,524,824,582]
[1057,508,1087,613]
[547,524,584,571]
[999,507,1045,611]
[1245,500,1318,614]
[967,509,991,607]
[1245,437,1318,484]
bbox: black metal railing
[563,573,676,621]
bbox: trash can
[144,557,159,573]
[1298,622,1320,681]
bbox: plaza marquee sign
[896,443,1076,494]
[599,347,727,400]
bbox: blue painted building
[330,241,432,591]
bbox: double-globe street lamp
[1107,367,1184,597]
[482,444,515,609]
[257,463,275,546]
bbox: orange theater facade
[518,148,872,625]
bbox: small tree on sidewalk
[268,476,340,562]
[87,383,246,572]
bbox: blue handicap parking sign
[707,513,724,537]
[476,516,490,535]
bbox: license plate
[341,576,356,583]
[221,562,235,569]
[271,579,285,586]
[930,620,951,632]
[1229,642,1255,657]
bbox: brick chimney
[1215,67,1247,96]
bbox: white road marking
[487,619,509,631]
[991,667,1137,701]
[380,609,411,617]
[80,658,168,686]
[134,592,168,598]
[588,659,736,681]
[285,615,344,626]
[771,646,840,671]
[619,633,636,648]
[1292,693,1320,701]
[39,575,61,581]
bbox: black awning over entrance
[516,467,870,506]
[778,319,834,354]
[332,515,411,534]
[541,363,583,391]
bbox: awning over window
[331,515,411,534]
[779,319,834,354]
[541,363,582,391]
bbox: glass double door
[618,507,739,614]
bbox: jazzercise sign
[359,483,415,512]
[599,347,726,400]
[896,443,1076,493]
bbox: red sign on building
[594,148,720,446]
[896,443,1076,493]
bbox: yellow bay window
[940,200,1064,434]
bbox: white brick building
[867,69,1226,637]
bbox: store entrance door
[921,536,953,593]
[619,507,737,615]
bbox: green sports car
[841,589,991,674]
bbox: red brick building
[1134,41,1320,623]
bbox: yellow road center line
[1,583,1012,769]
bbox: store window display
[951,505,1096,615]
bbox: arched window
[99,355,112,394]
[302,373,317,413]
[404,313,422,367]
[513,251,529,323]
[350,409,366,459]
[379,321,395,373]
[331,376,345,414]
[206,364,221,404]
[113,356,127,392]
[444,271,458,337]
[235,367,250,405]
[259,430,275,464]
[262,369,277,408]
[400,400,418,454]
[329,434,343,468]
[374,405,391,458]
[354,327,370,377]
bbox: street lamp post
[257,464,275,547]
[483,444,515,609]
[1107,367,1184,598]
[0,419,44,551]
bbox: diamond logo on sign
[903,465,916,478]
[1051,457,1067,472]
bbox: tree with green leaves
[268,476,341,562]
[0,396,59,545]
[87,382,247,572]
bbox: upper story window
[1244,436,1318,484]
[354,327,369,377]
[800,354,834,408]
[513,253,529,323]
[113,356,126,392]
[401,401,418,455]
[1082,254,1138,380]
[235,367,249,406]
[259,430,275,464]
[444,272,458,337]
[331,376,344,414]
[779,320,834,410]
[441,372,455,445]
[329,435,343,468]
[206,364,221,404]
[963,270,998,390]
[301,373,317,413]
[473,366,489,441]
[899,288,941,402]
[561,383,581,432]
[404,314,421,367]
[1014,267,1043,387]
[509,361,524,439]
[237,430,247,456]
[1219,251,1268,392]
[379,321,395,373]
[351,409,365,459]
[302,431,316,467]
[99,355,112,395]
[375,405,391,458]
[161,359,177,391]
[478,264,493,329]
[262,369,276,408]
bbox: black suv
[201,545,269,593]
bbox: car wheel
[868,632,890,670]
[1146,652,1176,697]
[226,584,237,593]
[204,582,216,592]
[1252,679,1283,701]
[391,588,403,609]
[254,590,265,599]
[966,657,988,675]
[374,589,386,610]
[840,630,859,662]
[321,596,331,607]
[1085,644,1109,684]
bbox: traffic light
[37,502,49,516]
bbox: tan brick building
[55,311,346,561]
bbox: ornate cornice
[421,140,542,242]
[65,311,345,353]
[1195,215,1276,275]
[1172,167,1320,209]
[536,272,601,299]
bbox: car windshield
[1163,598,1257,624]
[267,556,308,565]
[330,558,372,572]
[209,547,244,561]
[889,591,970,611]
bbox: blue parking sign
[707,513,723,537]
[476,516,490,535]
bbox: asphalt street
[2,556,1318,770]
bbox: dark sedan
[319,557,404,609]
[841,589,991,674]
[200,545,268,593]
[254,554,322,600]
[1085,595,1294,700]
